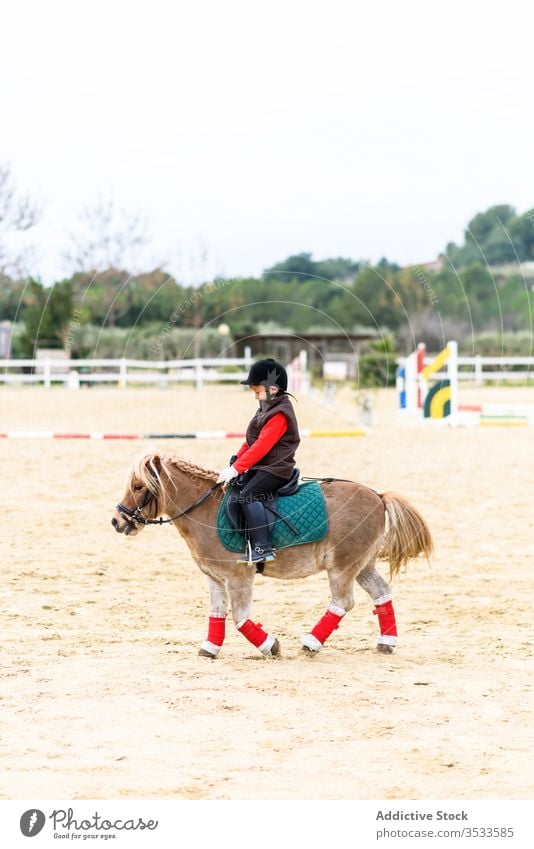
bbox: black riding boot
[237,499,276,564]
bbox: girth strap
[264,502,300,535]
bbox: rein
[300,476,355,483]
[117,475,377,531]
[116,482,222,528]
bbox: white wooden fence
[2,352,531,389]
[398,355,534,384]
[0,352,254,389]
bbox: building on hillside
[416,259,444,272]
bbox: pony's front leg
[301,570,355,653]
[356,564,397,653]
[227,574,280,657]
[199,576,229,659]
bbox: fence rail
[0,355,254,389]
[398,355,534,384]
[3,353,532,388]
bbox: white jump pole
[404,349,418,414]
[447,340,459,425]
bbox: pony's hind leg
[356,563,398,653]
[199,576,229,659]
[301,567,355,653]
[227,573,280,657]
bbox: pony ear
[148,454,161,472]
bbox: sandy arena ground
[1,383,533,800]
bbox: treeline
[445,204,534,266]
[1,205,533,358]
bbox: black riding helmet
[240,358,288,392]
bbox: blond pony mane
[128,452,217,495]
[165,455,218,482]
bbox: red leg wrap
[237,619,269,648]
[311,608,345,645]
[207,615,226,646]
[373,599,397,637]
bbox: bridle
[116,475,365,531]
[116,481,223,529]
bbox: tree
[465,205,516,245]
[263,253,360,283]
[315,256,360,280]
[508,210,534,260]
[263,252,318,281]
[19,280,74,354]
[376,257,401,272]
[0,277,28,321]
[64,197,151,274]
[344,267,399,330]
[444,240,480,268]
[443,205,527,267]
[0,164,40,277]
[482,228,520,265]
[498,274,532,330]
[460,263,496,324]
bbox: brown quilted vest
[245,393,300,480]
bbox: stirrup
[236,540,276,565]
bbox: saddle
[217,469,329,558]
[225,467,301,538]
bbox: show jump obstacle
[397,341,533,426]
[397,341,459,423]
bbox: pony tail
[378,492,434,579]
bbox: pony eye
[133,483,144,492]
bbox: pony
[111,453,433,658]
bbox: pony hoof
[377,643,394,654]
[301,633,322,653]
[198,648,218,659]
[270,638,281,657]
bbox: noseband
[116,488,158,527]
[116,481,222,528]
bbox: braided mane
[165,455,218,482]
[128,452,217,495]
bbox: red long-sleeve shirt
[232,412,288,473]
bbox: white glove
[216,465,239,486]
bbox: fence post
[195,359,204,390]
[119,358,127,389]
[67,370,80,390]
[44,358,51,389]
[474,354,482,385]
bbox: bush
[357,352,398,387]
[66,324,230,359]
[5,322,26,357]
[471,331,533,356]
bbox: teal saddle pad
[217,481,328,553]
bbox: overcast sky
[2,0,534,283]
